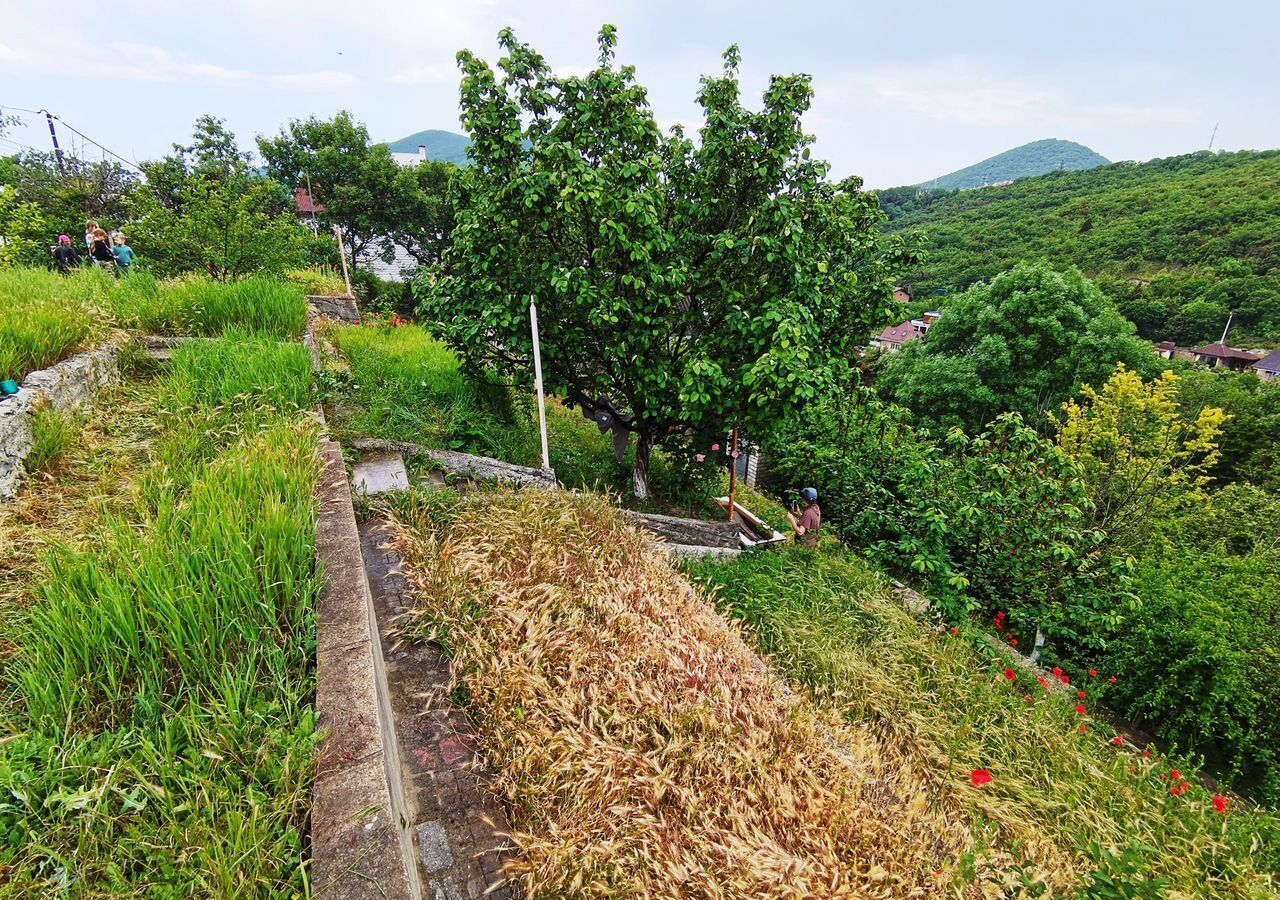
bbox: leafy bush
[1100,484,1280,803]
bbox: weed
[24,406,79,476]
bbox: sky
[1,0,1277,189]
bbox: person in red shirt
[786,487,821,548]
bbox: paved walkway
[359,517,520,899]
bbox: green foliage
[0,333,318,893]
[331,322,526,460]
[109,274,309,339]
[0,149,137,244]
[884,150,1280,346]
[423,26,908,498]
[0,184,46,269]
[920,138,1109,192]
[0,268,103,380]
[25,407,79,475]
[130,116,310,280]
[257,111,457,270]
[685,547,1280,896]
[879,263,1157,430]
[1176,368,1280,487]
[1102,484,1280,803]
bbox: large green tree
[879,263,1157,431]
[421,26,908,498]
[257,111,455,271]
[130,117,308,280]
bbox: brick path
[359,517,520,899]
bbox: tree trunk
[1029,626,1047,665]
[633,433,653,501]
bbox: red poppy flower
[1160,773,1167,780]
[1080,725,1088,734]
[1143,750,1152,759]
[1037,677,1050,690]
[1109,676,1117,684]
[1060,674,1071,685]
[1171,770,1182,781]
[1052,667,1063,677]
[970,770,993,788]
[1089,669,1098,677]
[949,627,958,635]
[995,621,1002,630]
[1004,669,1016,681]
[1212,795,1228,814]
[1010,638,1019,646]
[1171,782,1190,796]
[1112,736,1124,746]
[1075,704,1087,715]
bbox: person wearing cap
[50,234,81,274]
[786,487,821,548]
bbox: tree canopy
[878,262,1157,431]
[420,26,908,497]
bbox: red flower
[1212,795,1228,815]
[1089,669,1098,677]
[1010,638,1018,647]
[1170,782,1190,796]
[1004,669,1017,681]
[949,627,958,635]
[1060,675,1071,685]
[1171,769,1182,781]
[1080,725,1088,734]
[1075,704,1087,715]
[1037,677,1050,690]
[1143,750,1152,759]
[995,621,1002,630]
[970,770,993,788]
[1078,691,1087,699]
[1112,736,1124,746]
[1160,773,1167,780]
[1109,676,1117,684]
[1052,667,1063,677]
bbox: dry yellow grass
[389,488,1072,897]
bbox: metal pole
[44,111,67,178]
[530,298,551,472]
[727,426,739,523]
[334,224,353,297]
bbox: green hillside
[384,129,472,165]
[921,139,1109,191]
[880,149,1280,346]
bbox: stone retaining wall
[308,294,361,324]
[0,342,120,500]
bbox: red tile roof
[876,321,919,346]
[1191,342,1263,363]
[294,186,324,214]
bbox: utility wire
[0,103,142,171]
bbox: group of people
[50,220,135,276]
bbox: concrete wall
[0,342,120,500]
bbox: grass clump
[389,488,1032,896]
[287,266,348,297]
[686,547,1280,897]
[109,274,308,339]
[0,333,320,895]
[23,406,80,476]
[0,268,111,381]
[331,322,529,459]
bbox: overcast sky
[2,0,1277,188]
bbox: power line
[0,103,142,171]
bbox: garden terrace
[0,333,320,894]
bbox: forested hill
[879,149,1280,346]
[920,139,1108,190]
[384,129,471,165]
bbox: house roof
[1191,342,1264,363]
[876,321,919,345]
[1157,340,1176,351]
[1253,350,1280,373]
[294,186,324,215]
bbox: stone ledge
[0,341,121,500]
[350,438,558,491]
[309,294,361,324]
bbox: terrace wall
[0,341,120,499]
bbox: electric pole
[43,110,67,178]
[1208,122,1218,151]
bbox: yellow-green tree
[1055,364,1227,553]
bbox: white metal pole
[530,298,551,472]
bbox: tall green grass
[687,548,1280,896]
[0,268,113,381]
[332,322,532,460]
[0,333,319,894]
[109,274,308,339]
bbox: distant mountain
[921,139,1109,191]
[384,129,472,166]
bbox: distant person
[88,228,115,268]
[84,220,100,252]
[50,234,81,274]
[786,487,821,548]
[111,233,135,275]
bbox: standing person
[88,227,115,269]
[84,220,99,252]
[111,233,135,275]
[50,234,81,274]
[785,487,822,548]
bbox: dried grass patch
[389,488,1028,897]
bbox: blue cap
[802,487,818,502]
